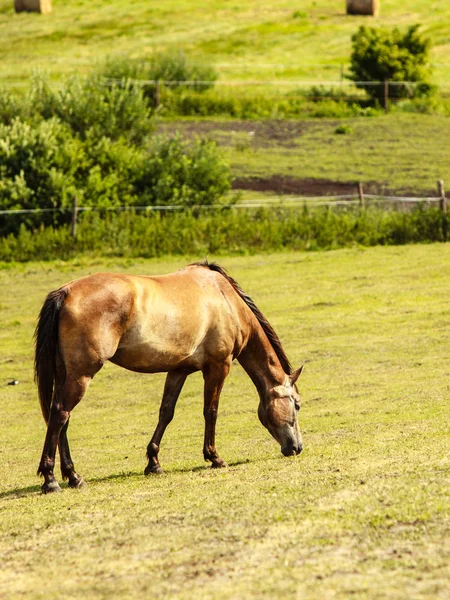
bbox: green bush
[348,24,434,103]
[96,56,146,83]
[0,118,148,233]
[0,122,233,234]
[28,73,152,143]
[134,134,232,207]
[97,51,218,107]
[0,118,69,212]
[301,85,352,103]
[0,72,234,234]
[148,49,218,92]
[159,85,382,118]
[335,124,352,134]
[0,88,29,125]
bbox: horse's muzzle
[281,442,303,457]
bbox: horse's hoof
[68,476,87,489]
[42,481,62,494]
[212,459,228,469]
[144,464,163,475]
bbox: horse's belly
[111,327,206,373]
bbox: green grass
[0,246,449,598]
[159,114,450,194]
[1,0,450,87]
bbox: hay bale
[14,0,52,14]
[346,0,379,16]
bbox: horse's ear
[290,365,304,385]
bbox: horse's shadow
[0,484,43,499]
[0,459,254,499]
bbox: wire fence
[99,77,450,113]
[1,188,447,216]
[1,183,448,242]
[5,76,450,106]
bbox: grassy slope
[1,0,450,85]
[0,246,449,599]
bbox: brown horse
[35,261,303,493]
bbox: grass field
[1,0,450,87]
[0,246,449,599]
[158,114,450,195]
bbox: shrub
[148,49,218,93]
[0,205,446,263]
[348,24,433,103]
[0,117,146,211]
[335,124,352,134]
[301,85,352,103]
[96,56,146,83]
[28,73,152,143]
[0,119,68,211]
[0,118,78,235]
[160,87,381,119]
[97,51,218,107]
[0,88,28,125]
[134,134,232,207]
[0,119,233,236]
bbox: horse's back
[116,266,248,372]
[57,267,249,375]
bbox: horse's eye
[294,401,300,411]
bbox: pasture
[0,245,449,599]
[1,0,450,86]
[159,114,450,196]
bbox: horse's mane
[192,260,292,374]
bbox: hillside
[1,0,450,87]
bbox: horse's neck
[238,328,286,397]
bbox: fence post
[358,182,365,209]
[384,79,389,113]
[438,179,448,242]
[155,80,161,108]
[71,196,78,240]
[438,179,447,213]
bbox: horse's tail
[34,288,69,424]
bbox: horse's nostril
[281,445,292,457]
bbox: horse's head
[258,366,303,457]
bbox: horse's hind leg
[145,370,188,475]
[59,419,86,489]
[38,375,91,494]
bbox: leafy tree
[348,25,434,102]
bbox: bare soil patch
[157,119,306,148]
[231,176,356,196]
[231,176,413,196]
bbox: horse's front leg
[145,370,188,475]
[202,359,231,469]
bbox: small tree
[348,25,433,103]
